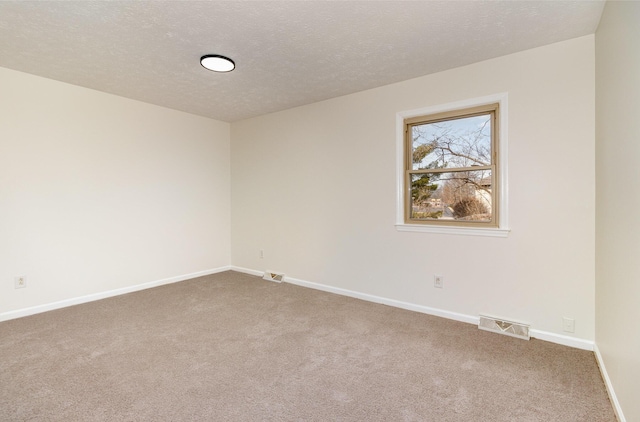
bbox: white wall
[595,2,640,420]
[231,36,596,341]
[0,67,231,316]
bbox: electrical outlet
[434,275,443,288]
[260,249,264,259]
[562,317,575,333]
[14,276,26,289]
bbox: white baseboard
[231,266,264,278]
[529,329,594,351]
[594,344,626,422]
[285,273,480,325]
[3,265,596,353]
[0,266,232,322]
[231,266,594,351]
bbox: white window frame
[395,93,510,237]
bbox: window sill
[395,224,510,237]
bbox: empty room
[1,1,638,421]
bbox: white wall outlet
[14,276,26,289]
[562,317,575,333]
[434,275,443,288]
[260,249,264,259]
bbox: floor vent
[263,271,284,283]
[479,315,530,340]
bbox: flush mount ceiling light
[200,55,235,72]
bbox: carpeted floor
[0,271,615,421]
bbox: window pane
[410,170,492,222]
[411,114,492,170]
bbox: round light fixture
[200,55,235,72]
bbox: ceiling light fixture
[200,55,235,72]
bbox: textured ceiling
[0,1,605,122]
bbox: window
[396,94,509,237]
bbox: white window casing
[395,93,510,237]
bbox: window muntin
[405,104,499,227]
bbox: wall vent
[263,271,284,283]
[479,315,530,340]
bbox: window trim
[395,93,510,237]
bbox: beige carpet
[0,271,615,421]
